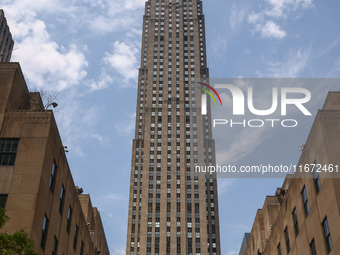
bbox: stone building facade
[0,62,109,255]
[125,0,221,254]
[0,10,14,62]
[243,92,340,255]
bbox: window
[0,138,19,166]
[52,236,58,255]
[310,239,317,255]
[40,215,49,250]
[66,206,72,233]
[277,242,282,255]
[313,161,321,193]
[58,185,65,214]
[80,241,84,255]
[301,186,309,215]
[49,161,57,192]
[284,226,290,253]
[292,207,299,235]
[73,225,79,250]
[322,217,333,253]
[0,194,8,209]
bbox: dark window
[292,207,299,235]
[40,215,49,250]
[277,242,282,255]
[313,161,321,193]
[310,239,317,255]
[66,206,72,233]
[52,236,58,255]
[73,225,79,250]
[284,226,290,253]
[49,161,57,192]
[301,186,309,215]
[322,217,333,253]
[80,241,84,255]
[0,138,19,166]
[58,185,65,214]
[0,194,8,209]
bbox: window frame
[80,240,84,255]
[66,206,72,233]
[58,184,66,214]
[322,217,333,253]
[49,161,57,192]
[292,207,299,236]
[0,194,8,209]
[313,161,321,193]
[301,186,310,216]
[0,138,19,166]
[52,236,58,255]
[310,238,317,255]
[277,242,282,255]
[284,226,290,253]
[73,224,79,250]
[40,214,49,250]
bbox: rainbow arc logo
[195,82,222,106]
[195,82,222,115]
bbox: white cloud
[211,35,228,55]
[124,0,146,10]
[225,250,239,255]
[82,0,145,34]
[264,47,311,77]
[230,5,247,32]
[105,193,125,201]
[216,128,268,165]
[104,41,139,85]
[3,0,66,14]
[112,248,125,255]
[5,9,88,92]
[248,0,313,39]
[218,179,236,195]
[115,113,136,136]
[90,133,104,142]
[1,0,145,169]
[327,57,340,77]
[5,0,146,34]
[265,0,314,18]
[248,12,263,24]
[54,92,104,157]
[259,20,286,39]
[88,70,114,91]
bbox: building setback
[243,92,340,255]
[0,10,14,62]
[0,63,109,255]
[126,0,221,255]
[239,233,250,255]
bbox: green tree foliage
[0,208,39,255]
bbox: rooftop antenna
[0,47,18,57]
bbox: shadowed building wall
[0,10,14,62]
[243,92,340,255]
[0,62,109,255]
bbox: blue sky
[2,0,340,254]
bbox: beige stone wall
[244,92,340,255]
[0,63,110,255]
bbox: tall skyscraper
[126,1,221,255]
[0,10,14,62]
